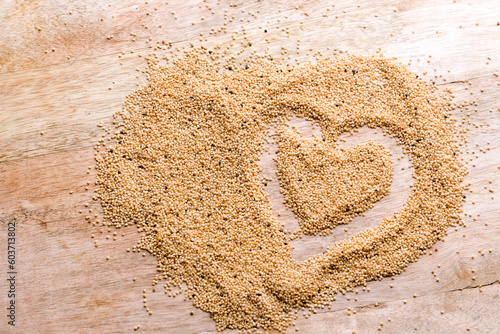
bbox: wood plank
[293,283,500,334]
[2,0,500,162]
[0,0,499,76]
[1,0,500,333]
[0,54,144,162]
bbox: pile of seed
[95,52,466,332]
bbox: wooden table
[1,1,499,333]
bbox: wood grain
[1,0,500,333]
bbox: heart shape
[275,128,393,235]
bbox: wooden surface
[1,0,500,333]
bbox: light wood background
[1,0,500,333]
